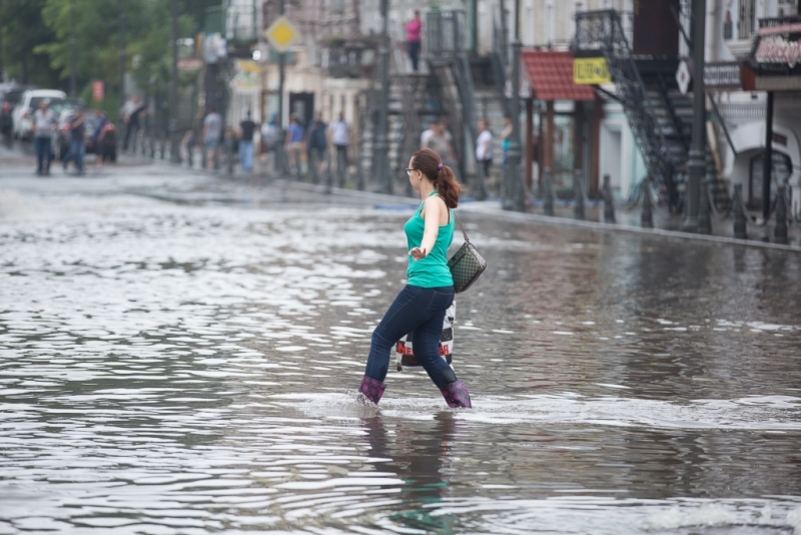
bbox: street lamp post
[119,0,126,106]
[70,0,76,98]
[502,0,525,212]
[372,0,391,194]
[275,0,288,175]
[169,0,181,163]
[681,0,707,233]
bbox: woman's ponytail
[411,148,462,209]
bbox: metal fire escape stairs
[574,10,681,209]
[575,9,731,212]
[367,11,485,197]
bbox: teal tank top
[404,192,455,288]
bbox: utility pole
[275,0,287,175]
[372,0,391,193]
[119,0,126,107]
[762,91,774,222]
[681,0,707,233]
[70,0,76,98]
[169,0,181,163]
[278,0,285,128]
[502,0,526,211]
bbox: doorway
[289,92,315,127]
[748,150,791,209]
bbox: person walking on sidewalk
[357,148,472,409]
[203,106,223,170]
[285,114,305,179]
[62,108,86,175]
[329,112,350,187]
[92,111,116,170]
[32,99,58,176]
[425,118,457,169]
[260,113,280,173]
[306,113,327,183]
[405,10,422,72]
[239,111,257,173]
[120,94,146,152]
[475,118,493,186]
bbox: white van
[12,89,67,140]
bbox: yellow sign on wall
[573,57,611,85]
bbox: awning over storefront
[520,50,595,101]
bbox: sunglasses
[405,168,416,175]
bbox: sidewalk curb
[130,160,801,254]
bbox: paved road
[2,152,801,534]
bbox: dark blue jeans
[64,139,85,171]
[365,285,457,390]
[34,135,52,172]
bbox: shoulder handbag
[448,214,487,293]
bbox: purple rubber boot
[440,380,472,408]
[357,376,386,405]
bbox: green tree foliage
[0,0,59,86]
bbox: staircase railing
[575,10,677,201]
[490,19,511,117]
[391,46,425,194]
[425,9,481,190]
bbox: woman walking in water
[358,148,472,408]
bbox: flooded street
[2,165,801,534]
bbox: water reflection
[1,180,801,534]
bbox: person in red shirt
[405,11,422,72]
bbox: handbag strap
[454,212,470,243]
[435,193,470,242]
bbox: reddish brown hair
[411,148,461,209]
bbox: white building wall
[709,0,801,218]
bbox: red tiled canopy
[521,49,595,102]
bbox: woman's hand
[409,246,427,261]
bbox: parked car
[11,89,67,140]
[0,84,37,134]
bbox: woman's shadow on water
[362,412,461,534]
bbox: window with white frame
[738,0,756,39]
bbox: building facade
[703,0,801,218]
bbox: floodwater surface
[1,171,801,534]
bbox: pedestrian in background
[32,99,58,176]
[203,106,223,170]
[306,112,327,183]
[0,100,12,146]
[501,114,513,171]
[285,114,305,179]
[62,108,86,175]
[357,147,472,409]
[329,112,350,187]
[92,111,115,170]
[425,118,456,169]
[475,118,493,186]
[261,113,280,173]
[120,94,146,152]
[239,110,257,173]
[406,10,422,72]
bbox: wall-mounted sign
[754,35,801,68]
[177,58,204,71]
[704,62,742,90]
[676,59,690,95]
[264,16,300,52]
[573,57,611,85]
[91,80,104,102]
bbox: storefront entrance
[748,150,792,209]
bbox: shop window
[738,0,756,40]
